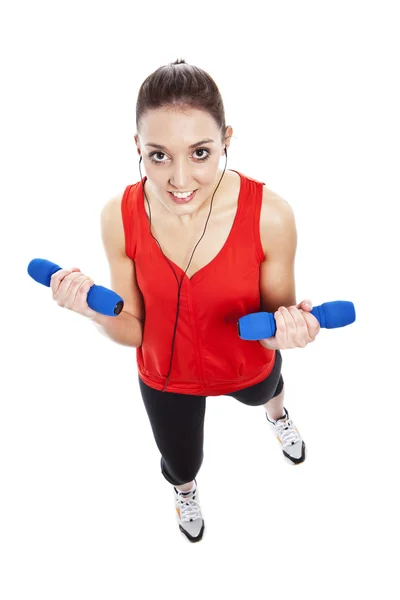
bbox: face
[135,106,232,222]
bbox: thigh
[226,350,284,406]
[137,376,206,453]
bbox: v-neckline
[139,169,243,282]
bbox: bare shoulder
[100,191,145,322]
[100,192,125,256]
[260,185,297,259]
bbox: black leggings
[138,350,284,486]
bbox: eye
[149,152,168,164]
[148,148,211,165]
[194,148,210,160]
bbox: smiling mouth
[168,189,198,195]
[168,190,198,202]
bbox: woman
[50,58,320,544]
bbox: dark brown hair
[136,58,228,145]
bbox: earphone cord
[139,147,228,392]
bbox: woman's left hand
[259,299,321,350]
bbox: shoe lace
[176,491,202,522]
[275,418,301,446]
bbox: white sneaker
[266,407,307,465]
[173,479,205,542]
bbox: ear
[134,134,141,154]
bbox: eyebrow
[145,139,215,150]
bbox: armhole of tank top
[121,184,137,261]
[254,181,266,264]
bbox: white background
[2,0,399,598]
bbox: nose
[169,158,195,190]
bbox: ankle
[267,409,286,422]
[175,480,196,493]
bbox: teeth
[171,191,194,199]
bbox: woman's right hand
[50,267,99,320]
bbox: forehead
[140,107,218,141]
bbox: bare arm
[91,193,145,348]
[91,311,143,348]
[259,189,298,347]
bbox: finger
[275,309,289,347]
[279,306,296,338]
[51,269,73,296]
[301,310,321,338]
[297,299,312,311]
[288,306,309,332]
[57,269,83,300]
[288,306,311,346]
[51,267,80,298]
[274,310,285,332]
[285,306,305,346]
[71,278,94,311]
[59,273,90,307]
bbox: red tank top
[121,169,276,395]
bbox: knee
[161,452,204,486]
[273,375,284,398]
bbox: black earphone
[139,145,228,391]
